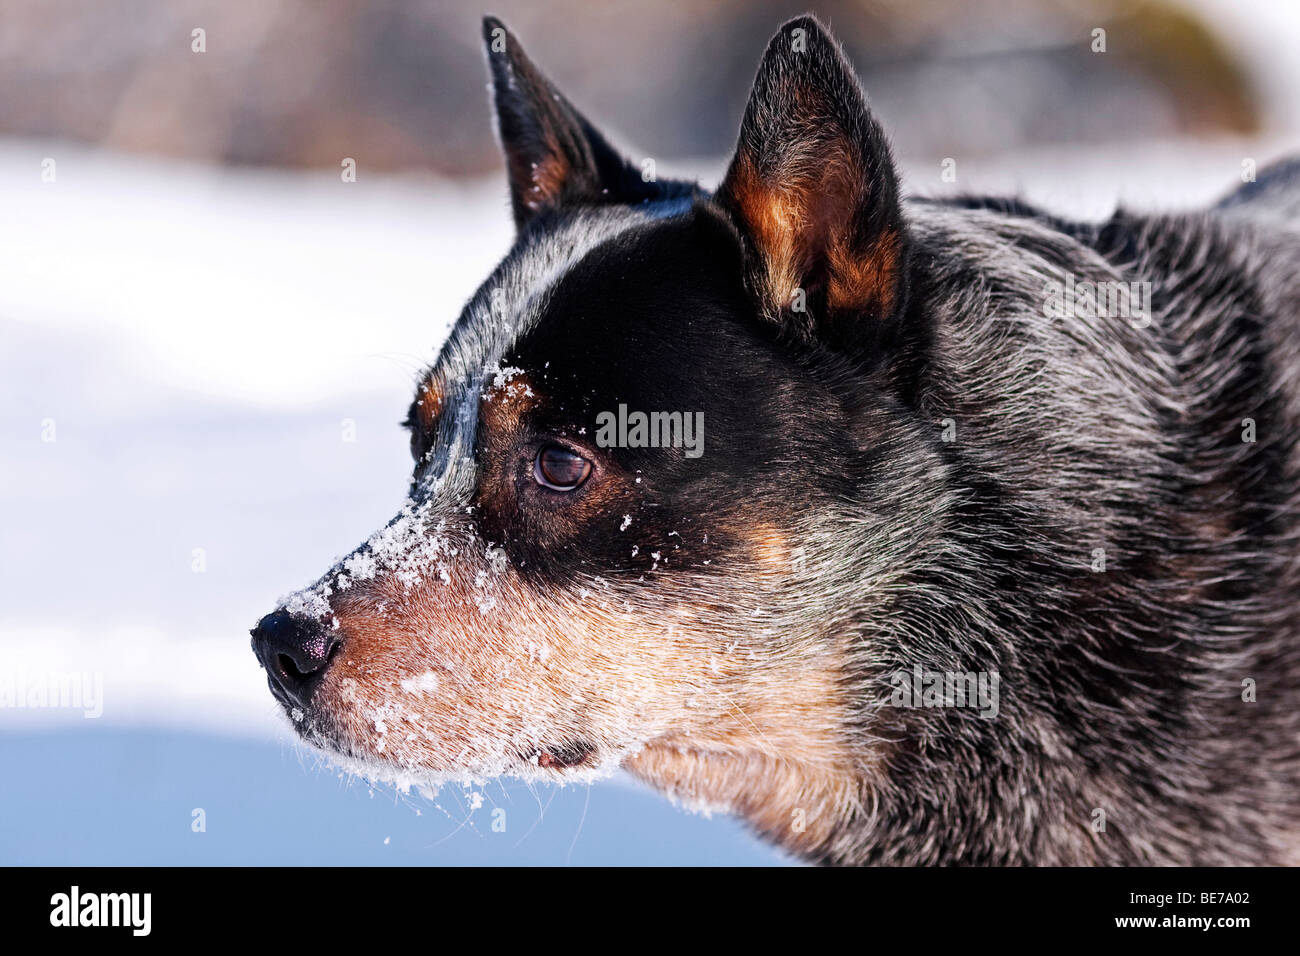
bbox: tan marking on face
[317,545,862,856]
[416,377,444,432]
[479,369,540,433]
[751,523,794,575]
[307,518,752,777]
[296,486,862,852]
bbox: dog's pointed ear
[482,16,668,230]
[715,17,908,355]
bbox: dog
[252,14,1300,865]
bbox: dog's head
[253,15,942,846]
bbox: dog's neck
[621,654,871,861]
[622,740,867,860]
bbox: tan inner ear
[827,220,902,318]
[726,152,806,313]
[726,141,900,321]
[510,134,573,217]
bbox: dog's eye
[534,444,591,491]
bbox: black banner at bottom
[0,865,1285,942]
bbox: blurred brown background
[0,0,1268,176]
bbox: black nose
[250,609,341,709]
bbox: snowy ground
[1,127,1296,864]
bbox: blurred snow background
[1,0,1298,865]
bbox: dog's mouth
[266,677,301,716]
[533,740,596,770]
[286,710,600,777]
